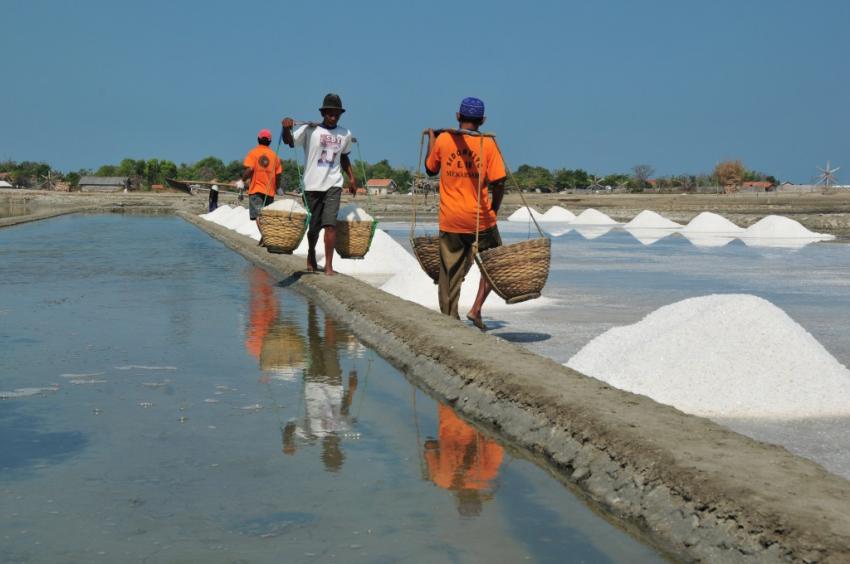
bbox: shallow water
[0,203,31,219]
[385,221,850,480]
[0,215,663,563]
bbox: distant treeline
[1,157,777,192]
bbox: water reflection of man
[282,303,358,473]
[424,404,504,517]
[244,268,278,366]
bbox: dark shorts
[249,193,274,220]
[304,186,343,235]
[439,225,502,254]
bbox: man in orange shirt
[240,128,282,222]
[425,97,506,329]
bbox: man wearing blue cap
[425,97,506,330]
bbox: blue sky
[1,0,848,182]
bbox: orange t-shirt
[425,132,506,233]
[243,145,282,197]
[424,404,504,491]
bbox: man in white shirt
[282,93,358,275]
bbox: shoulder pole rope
[353,138,374,212]
[492,141,545,239]
[410,131,427,241]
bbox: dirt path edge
[181,212,850,563]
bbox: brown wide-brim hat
[319,92,345,114]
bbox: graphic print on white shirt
[293,124,353,192]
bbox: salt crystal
[624,210,682,229]
[741,215,834,241]
[540,206,576,222]
[507,207,544,222]
[265,199,306,213]
[681,212,744,234]
[337,204,373,221]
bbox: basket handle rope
[492,140,545,239]
[279,123,312,225]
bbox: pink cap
[258,128,272,140]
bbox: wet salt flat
[383,219,850,480]
[0,215,663,563]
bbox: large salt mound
[571,208,617,225]
[507,206,544,222]
[566,294,850,418]
[218,206,250,230]
[235,217,261,240]
[741,215,835,241]
[540,206,576,222]
[681,212,744,234]
[625,210,681,229]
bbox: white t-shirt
[292,124,353,192]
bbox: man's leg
[304,191,324,272]
[320,187,343,276]
[466,226,502,330]
[323,226,337,275]
[438,232,469,319]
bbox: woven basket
[336,220,376,259]
[476,237,551,304]
[257,209,307,254]
[260,323,306,371]
[412,235,474,284]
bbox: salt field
[0,215,664,563]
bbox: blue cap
[459,97,485,118]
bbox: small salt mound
[570,208,617,225]
[681,212,744,234]
[680,233,735,248]
[741,215,835,241]
[566,294,850,418]
[625,210,682,229]
[337,204,373,221]
[380,257,552,311]
[200,205,234,222]
[265,198,306,213]
[219,207,250,230]
[236,218,261,241]
[540,206,576,222]
[507,206,544,222]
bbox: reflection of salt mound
[741,215,834,241]
[680,233,734,248]
[566,294,850,418]
[681,212,744,233]
[507,206,544,222]
[625,210,681,229]
[540,206,576,222]
[574,225,614,240]
[544,225,573,237]
[571,208,617,225]
[626,228,674,246]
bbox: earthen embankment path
[181,210,850,563]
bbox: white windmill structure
[815,161,840,192]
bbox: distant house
[366,178,397,196]
[0,180,13,188]
[78,176,130,192]
[742,181,774,191]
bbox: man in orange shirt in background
[240,128,282,222]
[425,97,506,330]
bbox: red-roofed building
[743,181,774,191]
[366,178,397,196]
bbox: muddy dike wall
[189,214,850,561]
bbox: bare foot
[307,251,318,273]
[324,267,337,276]
[466,313,487,331]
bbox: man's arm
[241,167,253,182]
[281,118,295,148]
[489,178,505,215]
[424,128,440,176]
[340,153,357,195]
